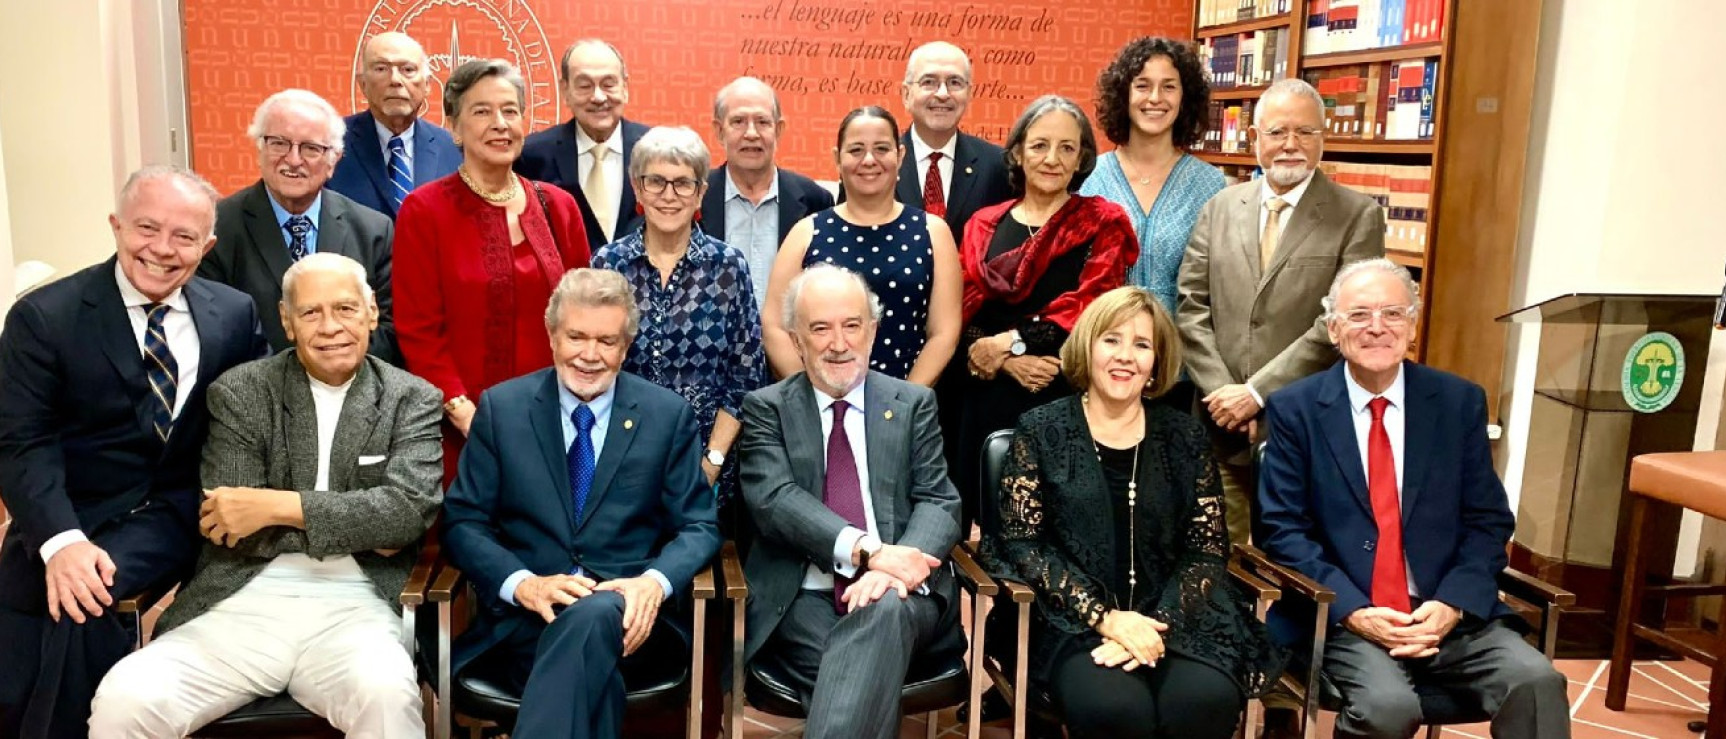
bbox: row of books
[1322,161,1433,254]
[1200,29,1289,89]
[1197,0,1292,29]
[1200,99,1256,154]
[1305,0,1448,56]
[1302,59,1438,140]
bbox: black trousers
[1049,650,1244,739]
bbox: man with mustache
[328,32,460,220]
[517,39,649,249]
[201,89,401,365]
[704,76,835,313]
[737,264,965,738]
[1177,77,1384,553]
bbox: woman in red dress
[393,59,590,481]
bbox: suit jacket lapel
[411,121,447,188]
[1233,187,1263,283]
[616,122,643,231]
[280,357,321,491]
[348,119,394,214]
[1316,366,1374,516]
[948,134,982,219]
[896,133,921,205]
[785,375,826,500]
[1265,173,1331,283]
[241,184,295,283]
[531,372,578,540]
[326,360,381,491]
[88,262,153,439]
[183,281,227,395]
[702,166,728,242]
[1399,363,1434,522]
[555,120,582,194]
[318,196,354,259]
[579,378,639,535]
[863,378,902,543]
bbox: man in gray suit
[738,263,964,739]
[88,253,443,738]
[1177,77,1386,548]
[201,89,401,365]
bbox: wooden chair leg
[925,710,939,739]
[1710,649,1726,738]
[1606,495,1652,710]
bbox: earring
[693,207,703,223]
[634,202,645,216]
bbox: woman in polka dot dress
[763,105,962,384]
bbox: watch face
[705,450,725,466]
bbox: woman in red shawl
[952,95,1136,533]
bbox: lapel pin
[965,166,974,175]
[624,419,634,430]
[884,410,894,420]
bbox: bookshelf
[1187,0,1543,412]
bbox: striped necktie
[388,135,412,212]
[143,302,179,441]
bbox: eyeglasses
[569,77,624,96]
[1338,305,1416,328]
[914,75,969,94]
[1258,126,1323,145]
[260,135,333,162]
[723,116,777,134]
[638,174,700,197]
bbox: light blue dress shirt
[266,190,323,256]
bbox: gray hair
[544,268,641,340]
[246,89,347,156]
[443,59,527,121]
[117,164,221,235]
[1253,78,1328,128]
[1002,95,1098,193]
[903,41,974,85]
[713,76,782,122]
[782,263,883,332]
[281,252,374,307]
[560,39,629,82]
[1321,258,1422,320]
[628,126,711,184]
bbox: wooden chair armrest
[951,542,999,597]
[117,584,169,615]
[1497,567,1575,608]
[1229,561,1281,603]
[1000,577,1036,604]
[721,540,748,600]
[399,543,440,607]
[1233,543,1336,604]
[428,558,464,603]
[692,558,718,600]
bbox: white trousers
[88,589,423,738]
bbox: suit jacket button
[1364,541,1375,552]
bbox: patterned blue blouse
[592,226,766,498]
[1079,152,1226,314]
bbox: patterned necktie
[143,303,179,442]
[285,215,312,262]
[1260,196,1289,270]
[587,142,615,242]
[922,151,947,219]
[1367,397,1412,611]
[824,399,868,613]
[387,135,412,212]
[568,405,597,527]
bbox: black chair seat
[453,636,691,726]
[1316,673,1492,725]
[745,653,969,719]
[192,694,339,738]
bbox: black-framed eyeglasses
[638,174,700,197]
[260,135,333,162]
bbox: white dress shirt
[909,129,957,210]
[1342,363,1418,598]
[802,380,880,590]
[374,118,416,170]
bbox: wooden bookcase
[1186,0,1544,415]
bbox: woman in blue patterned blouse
[591,126,766,509]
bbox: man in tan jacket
[1177,78,1386,547]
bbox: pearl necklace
[458,166,519,203]
[1084,393,1144,604]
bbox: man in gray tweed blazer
[88,253,443,738]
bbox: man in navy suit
[442,268,720,738]
[327,32,460,219]
[515,39,648,249]
[895,41,1013,252]
[0,165,268,739]
[1259,259,1568,739]
[704,76,835,313]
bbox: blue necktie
[284,215,312,261]
[143,303,178,441]
[568,405,596,527]
[387,135,412,211]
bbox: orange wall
[184,0,1191,195]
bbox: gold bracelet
[443,395,470,413]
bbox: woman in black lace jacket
[981,286,1282,738]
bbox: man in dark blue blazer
[327,32,460,220]
[0,166,268,739]
[703,76,835,313]
[442,268,720,738]
[1259,259,1568,739]
[515,39,647,249]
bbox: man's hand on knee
[44,540,116,623]
[866,544,940,590]
[842,570,909,613]
[514,574,597,623]
[594,576,664,656]
[1385,601,1461,659]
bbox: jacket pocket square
[358,455,388,466]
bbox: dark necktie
[824,399,868,613]
[568,405,596,527]
[922,151,946,219]
[1367,397,1411,611]
[285,215,312,262]
[388,135,412,212]
[142,303,179,442]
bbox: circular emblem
[354,0,560,131]
[1621,332,1685,413]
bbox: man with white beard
[1175,77,1385,551]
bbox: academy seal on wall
[353,0,561,130]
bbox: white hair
[1321,258,1421,320]
[117,164,220,234]
[1252,78,1328,129]
[281,252,374,307]
[782,263,883,331]
[246,89,347,156]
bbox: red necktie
[1367,396,1412,612]
[824,400,868,613]
[923,152,947,218]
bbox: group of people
[0,26,1570,739]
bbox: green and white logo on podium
[1622,332,1685,413]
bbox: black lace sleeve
[991,425,1112,633]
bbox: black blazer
[0,260,268,610]
[699,165,835,246]
[327,112,460,220]
[515,117,649,249]
[199,182,401,365]
[895,130,1014,252]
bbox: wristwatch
[443,395,470,413]
[704,448,726,466]
[1008,330,1027,356]
[857,535,884,570]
